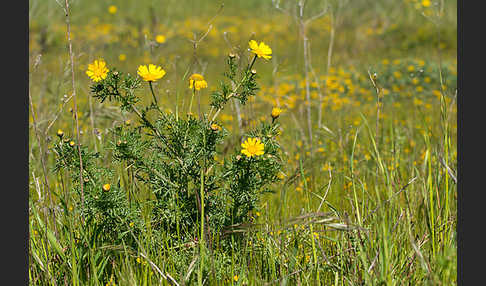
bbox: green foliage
[211,54,260,110]
[53,49,284,251]
[53,138,141,246]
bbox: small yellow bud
[271,107,282,119]
[69,141,75,147]
[57,129,64,138]
[102,184,111,192]
[210,123,221,131]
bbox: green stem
[148,81,158,106]
[189,86,195,115]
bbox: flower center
[247,145,258,154]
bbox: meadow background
[29,0,457,285]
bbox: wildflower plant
[57,40,283,248]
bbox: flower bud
[102,183,111,192]
[271,107,282,119]
[211,123,221,131]
[57,129,64,139]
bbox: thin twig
[64,0,85,213]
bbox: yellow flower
[57,129,64,138]
[241,138,265,158]
[108,5,117,14]
[137,64,166,82]
[233,275,239,282]
[69,141,75,147]
[86,59,109,82]
[118,54,126,61]
[155,34,166,44]
[189,73,208,90]
[249,40,272,60]
[102,183,111,192]
[210,123,221,131]
[136,257,142,264]
[407,65,415,72]
[422,0,431,7]
[393,71,402,79]
[432,89,442,99]
[271,107,282,119]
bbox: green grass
[29,0,457,285]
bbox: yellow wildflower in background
[118,54,126,61]
[86,59,109,82]
[155,34,166,43]
[249,40,272,60]
[241,138,265,158]
[137,64,166,82]
[189,73,208,90]
[233,275,239,282]
[422,0,431,7]
[108,5,117,14]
